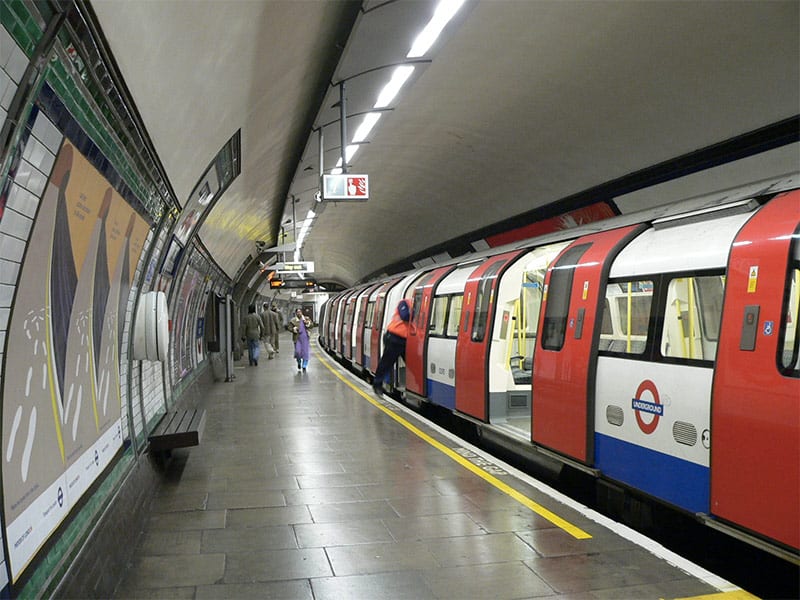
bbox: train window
[600,280,654,354]
[660,274,725,362]
[600,299,613,335]
[542,244,591,351]
[472,260,504,342]
[509,269,545,363]
[779,240,800,376]
[446,295,463,337]
[365,301,375,328]
[430,296,448,336]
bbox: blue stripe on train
[594,433,709,514]
[427,379,456,410]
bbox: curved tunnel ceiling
[91,0,800,290]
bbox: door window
[541,244,591,350]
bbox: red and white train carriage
[319,181,800,561]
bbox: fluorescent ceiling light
[353,112,382,143]
[407,0,466,58]
[374,66,414,108]
[345,144,360,162]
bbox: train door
[406,266,456,400]
[354,283,381,369]
[406,264,466,409]
[711,191,800,551]
[336,290,356,359]
[341,288,360,361]
[328,294,344,356]
[532,225,643,464]
[380,271,424,390]
[486,242,569,433]
[455,251,523,420]
[366,280,398,373]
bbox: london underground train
[319,181,799,562]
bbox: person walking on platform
[290,308,313,372]
[259,302,277,359]
[373,298,412,394]
[270,304,283,352]
[241,305,264,366]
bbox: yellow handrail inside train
[688,277,697,359]
[626,281,633,353]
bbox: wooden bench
[148,409,207,455]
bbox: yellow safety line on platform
[316,351,592,540]
[673,591,758,600]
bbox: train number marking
[454,448,507,476]
[632,379,662,435]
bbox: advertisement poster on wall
[1,139,150,581]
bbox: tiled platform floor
[114,335,735,599]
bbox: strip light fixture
[298,0,467,262]
[329,0,465,176]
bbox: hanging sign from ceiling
[322,174,369,201]
[275,261,314,274]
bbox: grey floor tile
[114,585,196,599]
[326,540,441,576]
[467,507,558,534]
[312,570,437,600]
[226,504,312,528]
[195,579,313,599]
[224,547,332,582]
[283,486,365,505]
[516,527,637,557]
[138,530,202,556]
[524,549,688,594]
[424,532,540,568]
[149,492,208,513]
[309,499,400,523]
[201,525,298,553]
[121,553,225,588]
[147,509,226,531]
[357,481,443,501]
[276,460,346,476]
[384,513,486,541]
[295,518,395,547]
[297,472,393,488]
[388,493,481,517]
[422,561,555,599]
[205,489,286,510]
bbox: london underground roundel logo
[632,379,663,434]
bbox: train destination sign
[322,174,369,201]
[275,261,314,274]
[270,278,316,289]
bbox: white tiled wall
[0,26,28,133]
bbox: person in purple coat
[289,308,313,372]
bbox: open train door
[455,250,524,420]
[532,225,643,464]
[711,190,800,554]
[367,278,403,374]
[406,266,456,398]
[354,282,383,369]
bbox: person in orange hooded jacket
[373,298,412,394]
